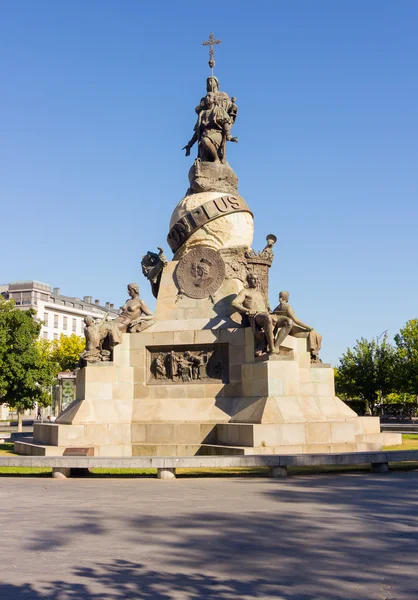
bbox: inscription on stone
[167,195,252,253]
[148,344,228,384]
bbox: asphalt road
[0,472,417,599]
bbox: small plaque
[176,247,225,299]
[63,447,94,456]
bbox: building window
[43,312,48,327]
[63,316,67,330]
[54,333,58,340]
[72,318,77,333]
[54,315,59,328]
[43,331,48,340]
[22,293,31,305]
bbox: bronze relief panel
[147,344,229,384]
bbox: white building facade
[2,281,119,341]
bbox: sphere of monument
[169,191,254,258]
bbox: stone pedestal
[15,260,401,457]
[153,260,244,326]
[157,468,177,480]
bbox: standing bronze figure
[183,92,237,164]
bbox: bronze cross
[202,33,222,72]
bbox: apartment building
[2,280,119,340]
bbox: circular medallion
[176,247,226,299]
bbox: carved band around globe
[167,193,252,253]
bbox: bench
[1,450,418,479]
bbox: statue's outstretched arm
[188,131,198,147]
[183,131,198,155]
[287,305,312,330]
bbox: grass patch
[89,467,269,477]
[0,443,15,455]
[90,469,156,477]
[92,464,418,477]
[0,443,51,476]
[0,435,417,477]
[384,433,418,451]
[0,468,51,477]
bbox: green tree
[0,297,56,430]
[394,319,418,397]
[50,333,85,372]
[336,335,396,414]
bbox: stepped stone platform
[15,268,401,458]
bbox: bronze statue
[183,92,237,163]
[260,234,277,260]
[79,314,122,364]
[231,278,323,360]
[81,315,109,363]
[114,283,154,333]
[141,248,168,298]
[195,76,238,123]
[272,291,322,362]
[79,283,155,365]
[232,273,292,356]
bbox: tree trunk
[17,410,23,433]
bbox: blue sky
[1,1,417,364]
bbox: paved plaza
[0,472,417,599]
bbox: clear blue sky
[1,1,417,364]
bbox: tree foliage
[335,336,396,414]
[50,334,85,372]
[0,297,56,411]
[394,319,418,396]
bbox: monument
[16,35,400,457]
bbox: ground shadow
[1,473,417,599]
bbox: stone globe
[169,191,254,259]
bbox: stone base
[52,467,71,479]
[187,160,238,196]
[157,467,176,480]
[15,324,402,458]
[14,439,65,456]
